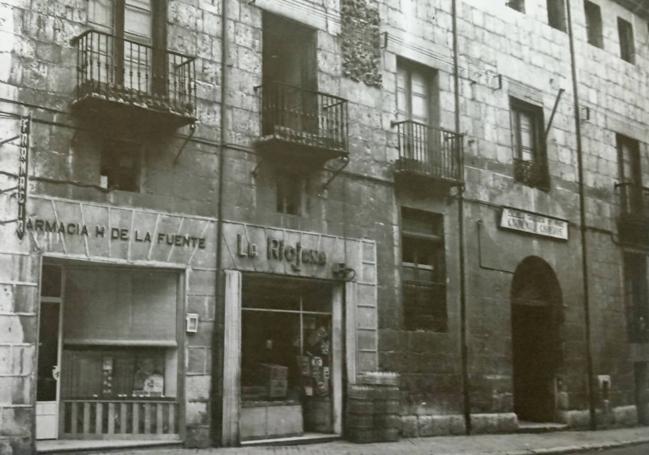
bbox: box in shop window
[258,363,288,398]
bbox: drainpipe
[452,0,471,435]
[565,0,597,430]
[211,0,229,445]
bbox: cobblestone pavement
[88,428,649,455]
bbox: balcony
[71,30,196,130]
[393,121,463,188]
[255,82,348,166]
[616,182,649,246]
[513,158,550,190]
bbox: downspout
[452,0,471,435]
[211,0,228,445]
[565,0,597,430]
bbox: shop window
[100,140,141,192]
[277,171,302,215]
[401,208,447,332]
[241,278,334,439]
[547,0,566,31]
[584,1,603,48]
[507,0,525,13]
[510,97,549,190]
[618,17,635,63]
[624,254,649,343]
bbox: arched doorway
[511,256,563,422]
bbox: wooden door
[36,300,62,439]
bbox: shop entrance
[239,274,341,442]
[511,257,563,423]
[35,263,183,443]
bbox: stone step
[517,421,569,433]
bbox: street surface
[578,443,649,454]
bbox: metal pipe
[211,0,229,445]
[565,0,597,430]
[452,0,472,435]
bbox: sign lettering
[499,207,568,240]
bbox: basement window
[547,0,566,31]
[584,1,603,48]
[100,140,141,192]
[618,17,635,64]
[507,0,525,13]
[401,208,447,332]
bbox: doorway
[36,265,63,440]
[510,257,563,422]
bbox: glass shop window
[61,267,179,400]
[241,278,334,438]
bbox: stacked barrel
[346,372,400,443]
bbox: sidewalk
[91,428,649,455]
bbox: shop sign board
[27,196,216,266]
[499,207,568,240]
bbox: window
[507,0,525,13]
[618,17,635,63]
[547,0,566,32]
[88,0,167,91]
[624,254,649,343]
[277,171,302,215]
[510,97,549,189]
[100,140,141,191]
[547,0,566,31]
[617,134,643,214]
[397,59,438,126]
[584,1,603,48]
[401,208,447,332]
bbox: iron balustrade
[616,181,649,219]
[255,82,348,154]
[71,30,196,119]
[393,120,463,183]
[513,158,550,189]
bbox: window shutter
[63,268,178,346]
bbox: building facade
[0,0,648,453]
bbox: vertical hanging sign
[16,114,30,239]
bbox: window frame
[624,253,649,343]
[510,97,549,189]
[88,0,168,93]
[276,170,303,216]
[547,0,567,32]
[100,139,143,192]
[400,208,447,332]
[618,16,636,64]
[584,0,604,48]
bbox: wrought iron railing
[513,158,550,189]
[393,120,463,183]
[71,30,196,118]
[255,82,348,154]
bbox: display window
[240,276,335,440]
[36,264,182,440]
